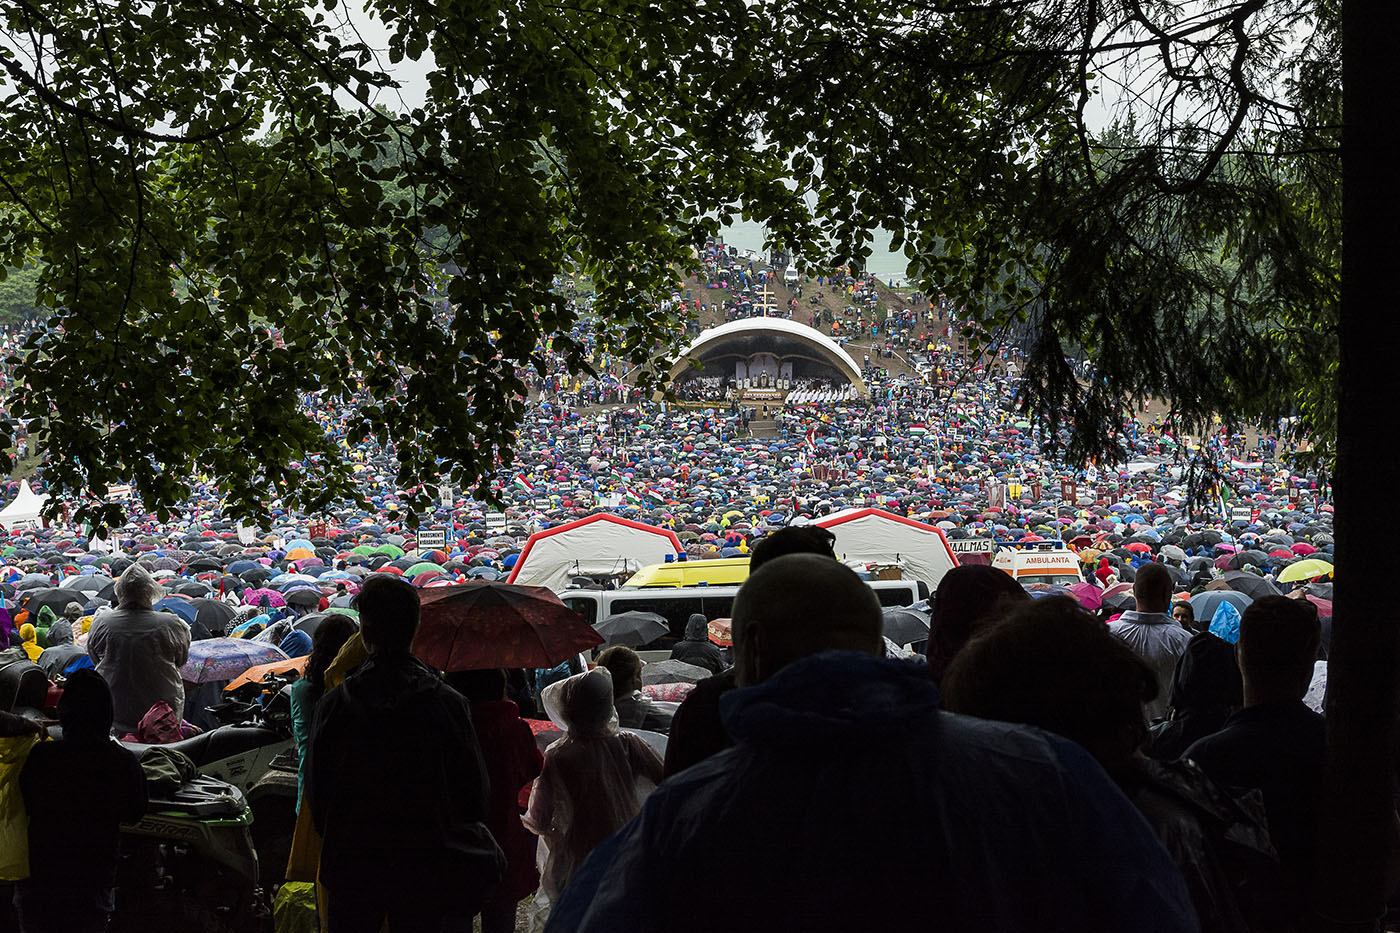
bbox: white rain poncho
[523,667,664,902]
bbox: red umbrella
[411,581,602,671]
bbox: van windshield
[1017,574,1082,587]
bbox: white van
[991,542,1085,587]
[783,267,800,287]
[559,579,921,650]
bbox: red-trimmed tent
[505,514,683,592]
[813,507,960,588]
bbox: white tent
[814,507,959,589]
[0,480,48,530]
[506,514,684,592]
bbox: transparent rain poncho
[523,667,664,902]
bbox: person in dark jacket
[549,557,1198,932]
[15,669,148,933]
[1147,631,1243,761]
[307,574,504,932]
[668,614,725,673]
[662,529,836,777]
[1184,596,1328,925]
[447,668,543,933]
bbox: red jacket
[471,700,544,904]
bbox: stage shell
[668,317,868,398]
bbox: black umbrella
[285,588,322,609]
[168,579,210,598]
[294,612,330,636]
[1222,570,1281,601]
[20,587,83,616]
[640,659,710,686]
[881,607,932,646]
[594,611,670,648]
[1102,592,1136,612]
[191,598,237,636]
[1304,581,1334,600]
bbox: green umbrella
[373,543,405,558]
[406,561,443,576]
[351,544,376,555]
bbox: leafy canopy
[0,0,1336,526]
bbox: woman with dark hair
[943,597,1279,932]
[926,564,1029,682]
[289,614,358,804]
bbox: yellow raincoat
[0,733,40,880]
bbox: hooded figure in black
[16,668,148,933]
[1147,631,1244,761]
[668,613,725,674]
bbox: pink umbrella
[1067,582,1104,611]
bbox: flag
[512,474,534,492]
[620,487,643,507]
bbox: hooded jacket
[1148,632,1243,761]
[36,619,90,679]
[308,650,504,908]
[550,652,1197,932]
[668,614,724,674]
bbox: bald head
[732,553,883,686]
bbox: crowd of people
[0,253,1354,931]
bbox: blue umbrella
[153,597,198,625]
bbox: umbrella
[191,598,237,635]
[1222,570,1282,600]
[1102,591,1136,612]
[1066,582,1103,611]
[880,607,931,645]
[285,588,323,609]
[706,617,732,647]
[20,587,83,616]
[1190,589,1254,623]
[640,659,710,686]
[412,581,603,670]
[595,611,671,648]
[153,596,198,625]
[223,655,310,691]
[179,638,288,683]
[1276,559,1334,583]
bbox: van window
[870,585,917,608]
[605,594,736,647]
[561,595,598,625]
[1016,574,1082,587]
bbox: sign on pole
[416,528,447,550]
[948,538,996,555]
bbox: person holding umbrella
[86,564,191,735]
[307,574,504,931]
